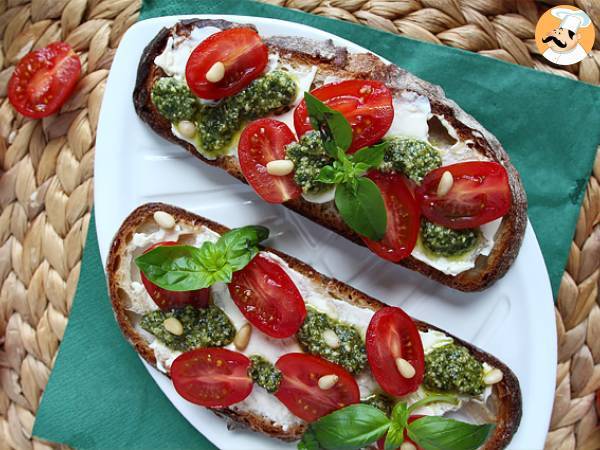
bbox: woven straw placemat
[0,1,598,449]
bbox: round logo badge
[535,5,595,66]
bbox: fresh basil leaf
[310,404,390,450]
[298,428,321,450]
[352,162,370,178]
[217,225,269,271]
[391,402,409,426]
[316,165,341,184]
[384,421,405,450]
[335,178,387,241]
[351,142,388,168]
[304,92,352,156]
[407,416,494,450]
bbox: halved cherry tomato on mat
[416,161,511,229]
[185,28,268,99]
[377,415,425,450]
[293,80,393,152]
[141,241,210,310]
[366,307,424,397]
[171,348,253,408]
[274,353,360,422]
[238,119,301,203]
[8,42,81,119]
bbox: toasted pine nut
[266,159,294,176]
[318,374,339,390]
[322,329,340,348]
[206,61,225,83]
[153,211,175,229]
[436,170,453,196]
[163,317,183,335]
[400,442,417,450]
[178,120,196,138]
[234,323,252,351]
[395,357,416,378]
[483,368,503,385]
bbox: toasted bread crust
[107,202,522,448]
[133,19,527,293]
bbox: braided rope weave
[0,1,597,449]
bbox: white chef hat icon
[551,7,592,33]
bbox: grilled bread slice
[133,18,527,292]
[106,202,522,448]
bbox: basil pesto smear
[248,355,282,393]
[140,305,235,352]
[381,137,442,183]
[420,219,479,257]
[285,131,334,194]
[424,343,485,396]
[151,70,297,156]
[296,306,367,373]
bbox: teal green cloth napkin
[33,0,600,449]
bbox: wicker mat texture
[0,0,598,449]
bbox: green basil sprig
[297,394,494,450]
[303,92,388,241]
[135,225,269,291]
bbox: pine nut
[322,329,340,348]
[318,374,339,390]
[436,170,454,197]
[266,159,294,176]
[163,317,183,336]
[483,368,503,385]
[206,61,225,83]
[178,120,196,138]
[234,323,252,351]
[153,211,175,229]
[400,442,417,450]
[395,357,416,378]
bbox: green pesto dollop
[362,393,394,416]
[296,306,367,373]
[285,131,334,194]
[248,355,282,394]
[423,344,485,396]
[420,220,478,257]
[381,137,442,183]
[151,77,199,123]
[140,305,235,352]
[196,70,297,155]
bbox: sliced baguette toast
[106,202,522,448]
[133,18,528,292]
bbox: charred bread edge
[106,202,522,448]
[133,18,528,293]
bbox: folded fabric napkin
[33,0,600,449]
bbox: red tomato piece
[185,28,268,99]
[416,161,511,229]
[366,307,424,397]
[8,42,81,119]
[363,172,420,262]
[171,348,253,408]
[275,353,360,422]
[238,119,301,203]
[293,80,393,152]
[377,415,424,450]
[141,241,210,310]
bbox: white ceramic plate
[95,15,556,450]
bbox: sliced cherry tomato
[416,161,511,229]
[363,172,420,262]
[275,353,360,421]
[8,42,81,119]
[141,241,210,310]
[377,415,424,450]
[228,254,306,338]
[171,348,253,408]
[238,119,301,203]
[185,28,268,100]
[293,80,393,153]
[366,307,424,397]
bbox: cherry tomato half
[8,42,81,119]
[238,119,301,203]
[363,172,420,262]
[141,241,210,310]
[293,80,393,153]
[275,353,360,422]
[377,415,425,450]
[416,161,511,229]
[366,307,424,397]
[228,254,306,338]
[185,28,268,100]
[171,348,253,408]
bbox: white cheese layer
[384,91,431,141]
